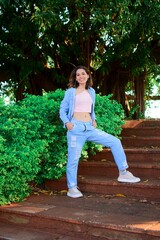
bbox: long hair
[68,66,93,89]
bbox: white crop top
[74,90,92,113]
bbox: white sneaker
[67,187,83,198]
[118,171,141,183]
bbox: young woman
[60,66,140,198]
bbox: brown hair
[68,66,93,89]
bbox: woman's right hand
[65,122,74,130]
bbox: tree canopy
[0,0,160,117]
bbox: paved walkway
[0,190,160,239]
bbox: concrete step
[78,161,160,179]
[123,120,160,128]
[0,221,105,240]
[122,136,160,148]
[45,176,160,201]
[0,193,160,240]
[0,221,84,240]
[88,148,160,163]
[121,127,160,137]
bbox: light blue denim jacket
[60,87,96,127]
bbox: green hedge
[0,90,125,205]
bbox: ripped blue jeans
[66,119,128,189]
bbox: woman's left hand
[92,120,97,128]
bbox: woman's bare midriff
[72,112,92,122]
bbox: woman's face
[76,68,89,85]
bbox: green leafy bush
[0,89,125,205]
[95,94,125,135]
[0,90,66,205]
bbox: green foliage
[0,106,46,204]
[127,104,144,119]
[95,94,125,135]
[0,89,125,205]
[145,74,160,97]
[0,0,160,100]
[0,89,66,205]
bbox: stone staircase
[46,119,160,201]
[0,120,160,240]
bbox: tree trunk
[133,72,145,119]
[95,63,129,115]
